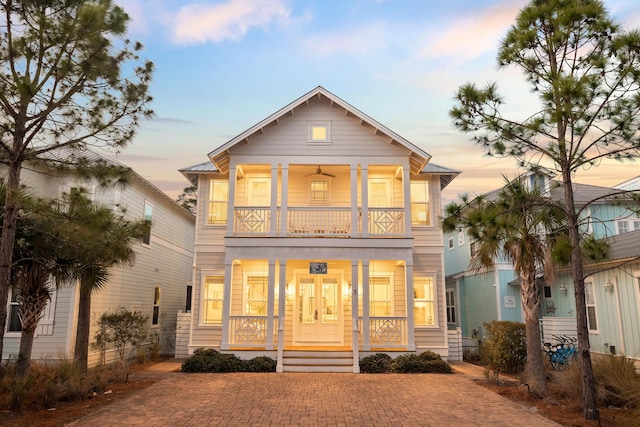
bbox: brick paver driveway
[68,368,560,426]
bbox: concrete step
[282,350,354,373]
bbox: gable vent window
[308,122,331,143]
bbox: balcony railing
[233,206,405,237]
[358,317,408,348]
[228,315,279,346]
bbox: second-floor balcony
[233,206,406,238]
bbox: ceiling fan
[306,165,335,177]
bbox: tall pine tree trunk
[563,169,599,420]
[0,161,23,361]
[74,281,92,372]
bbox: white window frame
[414,275,436,327]
[410,180,431,226]
[308,121,331,144]
[7,286,57,335]
[308,177,331,204]
[615,217,640,235]
[202,275,225,325]
[142,200,154,246]
[369,272,394,317]
[448,236,454,251]
[585,278,599,333]
[152,286,161,326]
[6,288,21,335]
[207,178,229,225]
[469,240,479,257]
[243,273,269,316]
[543,285,553,301]
[457,230,464,246]
[446,289,456,324]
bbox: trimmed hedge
[359,351,452,374]
[181,349,276,373]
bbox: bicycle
[543,334,577,370]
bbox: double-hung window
[203,276,224,324]
[414,277,435,326]
[585,279,598,332]
[410,181,430,225]
[152,287,161,326]
[142,201,153,245]
[446,289,456,324]
[208,179,228,224]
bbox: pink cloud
[172,0,291,45]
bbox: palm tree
[444,176,565,398]
[2,182,75,376]
[61,191,143,372]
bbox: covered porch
[208,258,428,372]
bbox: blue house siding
[498,269,521,322]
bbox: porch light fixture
[559,284,567,295]
[604,280,614,293]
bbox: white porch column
[266,259,276,350]
[269,165,278,237]
[351,260,360,373]
[350,165,358,237]
[220,261,234,350]
[402,167,412,237]
[280,165,289,237]
[405,262,416,351]
[362,260,370,351]
[361,166,369,238]
[226,166,237,236]
[276,260,287,372]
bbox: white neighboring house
[1,150,195,366]
[178,86,460,372]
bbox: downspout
[494,267,502,321]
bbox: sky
[107,0,640,204]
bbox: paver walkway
[68,361,560,426]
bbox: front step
[282,350,354,373]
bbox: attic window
[308,122,331,143]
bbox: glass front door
[294,275,342,345]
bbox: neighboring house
[444,171,640,367]
[545,230,640,367]
[178,86,460,372]
[1,150,195,366]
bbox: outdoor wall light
[559,284,567,295]
[604,280,614,293]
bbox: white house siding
[1,157,195,365]
[413,251,448,357]
[231,100,412,160]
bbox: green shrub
[392,353,452,374]
[181,349,275,373]
[482,320,526,374]
[359,353,393,373]
[244,356,276,372]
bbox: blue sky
[108,0,640,203]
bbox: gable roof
[207,86,433,176]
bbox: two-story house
[2,149,195,366]
[444,171,640,369]
[179,86,460,372]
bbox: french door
[294,275,343,345]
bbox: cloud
[300,22,389,57]
[152,117,198,125]
[171,0,292,44]
[416,0,527,63]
